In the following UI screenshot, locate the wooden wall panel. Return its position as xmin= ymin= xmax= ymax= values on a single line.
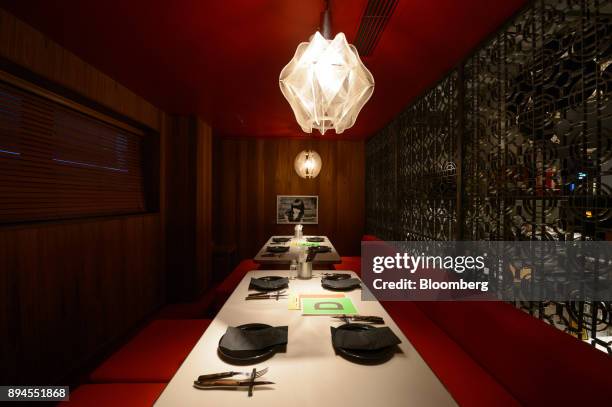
xmin=213 ymin=137 xmax=365 ymax=262
xmin=0 ymin=9 xmax=167 ymax=384
xmin=337 ymin=140 xmax=366 ymax=252
xmin=0 ymin=8 xmax=160 ymax=130
xmin=0 ymin=215 xmax=163 ymax=384
xmin=196 ymin=119 xmax=213 ymax=293
xmin=165 ymin=116 xmax=213 ymax=301
xmin=165 ymin=116 xmax=196 ymax=301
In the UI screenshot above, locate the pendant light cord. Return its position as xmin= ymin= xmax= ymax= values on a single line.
xmin=321 ymin=0 xmax=332 ymax=39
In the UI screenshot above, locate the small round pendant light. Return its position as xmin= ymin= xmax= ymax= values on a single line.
xmin=294 ymin=150 xmax=322 ymax=179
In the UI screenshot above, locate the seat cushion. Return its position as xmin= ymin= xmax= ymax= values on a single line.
xmin=334 ymin=256 xmax=362 ymax=276
xmin=416 ymin=301 xmax=612 ymax=406
xmin=361 ymin=234 xmax=382 ymax=241
xmin=89 ymin=319 xmax=211 ymax=382
xmin=213 ymin=259 xmax=258 ymax=309
xmin=60 ymin=383 xmax=166 ymax=407
xmin=156 ymin=289 xmax=216 ymax=319
xmin=382 ymin=301 xmax=520 ymax=407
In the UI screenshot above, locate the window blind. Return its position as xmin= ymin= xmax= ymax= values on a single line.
xmin=0 ymin=79 xmax=149 ymax=223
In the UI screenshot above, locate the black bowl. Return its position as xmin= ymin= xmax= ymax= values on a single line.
xmin=306 ymin=237 xmax=324 ymax=242
xmin=332 ymin=323 xmax=397 ymax=364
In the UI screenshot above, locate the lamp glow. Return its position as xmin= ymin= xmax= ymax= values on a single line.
xmin=279 ymin=32 xmax=374 ymax=135
xmin=294 ymin=150 xmax=322 ymax=179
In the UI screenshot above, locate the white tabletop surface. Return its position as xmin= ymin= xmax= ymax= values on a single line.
xmin=254 ymin=236 xmax=342 ymax=265
xmin=154 ymin=270 xmax=457 ymax=407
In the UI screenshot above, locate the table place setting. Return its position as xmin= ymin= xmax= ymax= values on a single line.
xmin=321 ymin=274 xmax=362 ymax=291
xmin=261 ymin=244 xmax=290 ymax=259
xmin=218 ymin=324 xmax=288 ymax=365
xmin=249 ymin=276 xmax=290 ymax=291
xmin=246 ymin=276 xmax=289 ymax=301
xmin=271 ymin=237 xmax=291 ymax=243
xmin=306 ymin=244 xmax=330 ymax=252
xmin=330 ymin=323 xmax=402 ymax=364
xmin=264 ymin=245 xmax=290 ymax=254
xmin=304 ymin=244 xmax=332 ymax=261
xmin=193 ymin=367 xmax=273 ymax=397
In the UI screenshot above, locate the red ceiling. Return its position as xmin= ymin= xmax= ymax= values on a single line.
xmin=0 ymin=0 xmax=526 ymax=139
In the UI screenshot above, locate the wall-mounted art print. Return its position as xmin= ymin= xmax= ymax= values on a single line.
xmin=277 ymin=195 xmax=318 ymax=224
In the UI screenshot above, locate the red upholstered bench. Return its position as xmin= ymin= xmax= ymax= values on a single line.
xmin=383 ymin=300 xmax=612 ymax=406
xmin=213 ymin=259 xmax=259 ymax=310
xmin=415 ymin=301 xmax=612 ymax=406
xmin=382 ymin=301 xmax=520 ymax=406
xmin=361 ymin=234 xmax=382 ymax=241
xmin=334 ymin=256 xmax=362 ymax=275
xmin=334 ymin=235 xmax=382 ymax=275
xmin=89 ymin=319 xmax=211 ymax=383
xmin=59 ymin=383 xmax=165 ymax=407
xmin=155 ymin=289 xmax=216 ymax=319
xmin=359 ymin=234 xmax=612 ymax=405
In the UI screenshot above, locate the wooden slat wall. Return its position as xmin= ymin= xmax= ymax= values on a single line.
xmin=196 ymin=119 xmax=213 ymax=294
xmin=213 ymin=137 xmax=365 ymax=262
xmin=165 ymin=116 xmax=213 ymax=301
xmin=0 ymin=215 xmax=163 ymax=383
xmin=0 ymin=8 xmax=160 ymax=131
xmin=0 ymin=9 xmax=169 ymax=384
xmin=165 ymin=116 xmax=196 ymax=301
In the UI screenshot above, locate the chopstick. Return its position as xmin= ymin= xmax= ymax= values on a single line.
xmin=245 ymin=293 xmax=287 ymax=300
xmin=248 ymin=368 xmax=256 ymax=397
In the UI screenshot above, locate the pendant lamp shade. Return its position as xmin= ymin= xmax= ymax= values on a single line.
xmin=279 ymin=32 xmax=374 ymax=135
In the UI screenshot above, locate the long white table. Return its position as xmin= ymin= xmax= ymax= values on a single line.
xmin=253 ymin=236 xmax=342 ymax=266
xmin=154 ymin=270 xmax=457 ymax=407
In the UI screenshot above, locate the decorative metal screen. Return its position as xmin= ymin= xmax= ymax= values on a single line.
xmin=397 ymin=72 xmax=459 ymax=241
xmin=365 ymin=125 xmax=397 ymax=239
xmin=365 ymin=0 xmax=612 ymax=353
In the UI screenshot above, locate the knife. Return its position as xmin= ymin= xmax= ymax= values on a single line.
xmin=197 ymin=370 xmax=262 ymax=381
xmin=333 ymin=315 xmax=385 ymax=324
xmin=193 ymin=379 xmax=274 ymax=388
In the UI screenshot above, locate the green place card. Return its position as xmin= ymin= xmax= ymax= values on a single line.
xmin=302 ymin=297 xmax=358 ymax=315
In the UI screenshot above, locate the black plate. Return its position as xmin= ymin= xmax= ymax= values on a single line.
xmin=258 ymin=276 xmax=285 ymax=282
xmin=332 ymin=323 xmax=396 ymax=364
xmin=323 ymin=273 xmax=351 ymax=281
xmin=266 ymin=245 xmax=289 ymax=253
xmin=309 ymin=245 xmax=331 ymax=253
xmin=249 ymin=276 xmax=289 ymax=291
xmin=272 ymin=237 xmax=291 ymax=243
xmin=322 ymin=280 xmax=361 ymax=291
xmin=218 ymin=323 xmax=280 ymax=365
xmin=306 ymin=237 xmax=324 ymax=242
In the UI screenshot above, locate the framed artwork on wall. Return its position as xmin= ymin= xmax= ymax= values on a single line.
xmin=277 ymin=195 xmax=318 ymax=224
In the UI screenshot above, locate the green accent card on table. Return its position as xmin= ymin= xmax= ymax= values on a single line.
xmin=301 ymin=297 xmax=358 ymax=315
